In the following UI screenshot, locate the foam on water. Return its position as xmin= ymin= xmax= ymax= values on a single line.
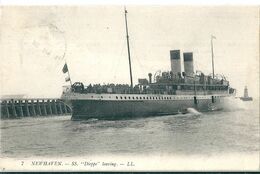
xmin=81 ymin=118 xmax=99 ymax=124
xmin=222 ymin=97 xmax=253 ymax=112
xmin=186 ymin=108 xmax=202 ymax=115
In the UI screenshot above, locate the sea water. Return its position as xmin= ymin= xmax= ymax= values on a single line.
xmin=0 ymin=98 xmax=259 ymax=159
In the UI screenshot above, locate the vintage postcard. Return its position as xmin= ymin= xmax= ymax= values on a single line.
xmin=0 ymin=3 xmax=259 ymax=172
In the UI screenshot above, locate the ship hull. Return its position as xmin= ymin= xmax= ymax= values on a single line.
xmin=71 ymin=97 xmax=226 ymax=120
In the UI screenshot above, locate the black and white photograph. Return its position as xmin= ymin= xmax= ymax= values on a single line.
xmin=0 ymin=2 xmax=259 ymax=171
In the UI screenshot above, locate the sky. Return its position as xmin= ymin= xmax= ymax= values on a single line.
xmin=0 ymin=6 xmax=259 ymax=98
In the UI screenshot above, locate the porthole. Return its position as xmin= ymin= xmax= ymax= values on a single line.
xmin=116 ymin=96 xmax=118 ymax=99
xmin=120 ymin=96 xmax=123 ymax=99
xmin=101 ymin=96 xmax=103 ymax=98
xmin=132 ymin=97 xmax=135 ymax=99
xmin=124 ymin=97 xmax=127 ymax=99
xmin=91 ymin=96 xmax=93 ymax=98
xmin=128 ymin=97 xmax=131 ymax=99
xmin=143 ymin=97 xmax=145 ymax=99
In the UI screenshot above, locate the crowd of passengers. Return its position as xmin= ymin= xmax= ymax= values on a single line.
xmin=71 ymin=82 xmax=229 ymax=95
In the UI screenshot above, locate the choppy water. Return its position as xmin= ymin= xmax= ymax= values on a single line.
xmin=1 ymin=98 xmax=259 ymax=158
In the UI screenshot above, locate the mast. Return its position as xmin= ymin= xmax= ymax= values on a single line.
xmin=124 ymin=7 xmax=133 ymax=89
xmin=211 ymin=35 xmax=216 ymax=79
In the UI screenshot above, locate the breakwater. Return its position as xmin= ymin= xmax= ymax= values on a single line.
xmin=0 ymin=98 xmax=71 ymax=119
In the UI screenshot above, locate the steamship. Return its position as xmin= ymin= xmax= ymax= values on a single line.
xmin=61 ymin=8 xmax=236 ymax=120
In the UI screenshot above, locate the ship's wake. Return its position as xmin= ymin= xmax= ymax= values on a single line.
xmin=186 ymin=108 xmax=202 ymax=115
xmin=177 ymin=107 xmax=202 ymax=116
xmin=221 ymin=97 xmax=251 ymax=112
xmin=80 ymin=118 xmax=99 ymax=124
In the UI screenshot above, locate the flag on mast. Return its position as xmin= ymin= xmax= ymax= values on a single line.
xmin=211 ymin=35 xmax=216 ymax=39
xmin=62 ymin=63 xmax=68 ymax=73
xmin=62 ymin=63 xmax=72 ymax=84
xmin=65 ymin=76 xmax=70 ymax=82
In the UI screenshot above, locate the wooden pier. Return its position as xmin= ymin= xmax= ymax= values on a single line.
xmin=0 ymin=98 xmax=72 ymax=119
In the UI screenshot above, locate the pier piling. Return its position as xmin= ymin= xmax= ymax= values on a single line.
xmin=5 ymin=102 xmax=10 ymax=119
xmin=52 ymin=100 xmax=58 ymax=115
xmin=37 ymin=100 xmax=42 ymax=116
xmin=31 ymin=100 xmax=36 ymax=116
xmin=1 ymin=98 xmax=71 ymax=119
xmin=42 ymin=100 xmax=47 ymax=116
xmin=19 ymin=100 xmax=24 ymax=117
xmin=47 ymin=100 xmax=53 ymax=115
xmin=58 ymin=102 xmax=63 ymax=115
xmin=25 ymin=100 xmax=30 ymax=117
xmin=63 ymin=103 xmax=68 ymax=114
xmin=11 ymin=99 xmax=17 ymax=118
